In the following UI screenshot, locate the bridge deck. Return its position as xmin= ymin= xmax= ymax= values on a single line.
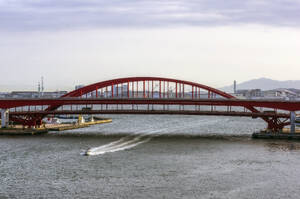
xmin=8 ymin=110 xmax=290 ymax=118
xmin=1 ymin=98 xmax=300 ymax=111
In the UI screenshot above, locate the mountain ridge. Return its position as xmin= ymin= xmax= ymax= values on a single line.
xmin=220 ymin=78 xmax=300 ymax=93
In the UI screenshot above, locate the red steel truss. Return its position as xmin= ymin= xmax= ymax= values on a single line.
xmin=1 ymin=77 xmax=298 ymax=131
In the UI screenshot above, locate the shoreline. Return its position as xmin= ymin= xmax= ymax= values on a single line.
xmin=252 ymin=128 xmax=300 ymax=140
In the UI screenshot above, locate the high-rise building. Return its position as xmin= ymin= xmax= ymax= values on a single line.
xmin=234 ymin=80 xmax=237 ymax=94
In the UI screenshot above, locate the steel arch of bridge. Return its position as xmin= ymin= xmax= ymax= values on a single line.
xmin=63 ymin=77 xmax=235 ymax=99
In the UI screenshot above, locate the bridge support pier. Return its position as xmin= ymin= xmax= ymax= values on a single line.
xmin=290 ymin=111 xmax=296 ymax=134
xmin=1 ymin=109 xmax=9 ymax=128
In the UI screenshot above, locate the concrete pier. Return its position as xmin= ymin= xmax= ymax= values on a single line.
xmin=1 ymin=109 xmax=9 ymax=128
xmin=290 ymin=111 xmax=296 ymax=134
xmin=252 ymin=130 xmax=300 ymax=139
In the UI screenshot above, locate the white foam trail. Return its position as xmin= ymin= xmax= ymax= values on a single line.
xmin=87 ymin=137 xmax=128 ymax=152
xmin=88 ymin=136 xmax=140 ymax=153
xmin=86 ymin=136 xmax=151 ymax=156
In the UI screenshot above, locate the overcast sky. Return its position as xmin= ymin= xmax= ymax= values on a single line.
xmin=0 ymin=0 xmax=300 ymax=91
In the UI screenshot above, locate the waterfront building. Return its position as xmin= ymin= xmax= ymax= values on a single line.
xmin=263 ymin=89 xmax=297 ymax=100
xmin=236 ymin=89 xmax=263 ymax=99
xmin=0 ymin=92 xmax=9 ymax=98
xmin=4 ymin=91 xmax=67 ymax=99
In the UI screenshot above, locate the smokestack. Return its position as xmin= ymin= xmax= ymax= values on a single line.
xmin=38 ymin=81 xmax=41 ymax=98
xmin=234 ymin=80 xmax=237 ymax=94
xmin=41 ymin=76 xmax=44 ymax=96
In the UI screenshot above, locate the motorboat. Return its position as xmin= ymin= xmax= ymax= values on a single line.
xmin=80 ymin=148 xmax=91 ymax=156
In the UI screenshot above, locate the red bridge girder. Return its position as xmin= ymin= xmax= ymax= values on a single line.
xmin=1 ymin=98 xmax=300 ymax=111
xmin=2 ymin=98 xmax=297 ymax=131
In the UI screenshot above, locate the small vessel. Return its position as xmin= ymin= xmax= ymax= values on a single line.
xmin=80 ymin=149 xmax=90 ymax=156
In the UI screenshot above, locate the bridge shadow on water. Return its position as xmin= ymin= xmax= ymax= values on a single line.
xmin=47 ymin=131 xmax=252 ymax=140
xmin=265 ymin=141 xmax=300 ymax=152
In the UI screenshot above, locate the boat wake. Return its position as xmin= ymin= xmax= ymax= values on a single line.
xmin=81 ymin=127 xmax=175 ymax=156
xmin=81 ymin=135 xmax=152 ymax=156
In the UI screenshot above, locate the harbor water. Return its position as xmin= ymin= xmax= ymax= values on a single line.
xmin=1 ymin=115 xmax=300 ymax=198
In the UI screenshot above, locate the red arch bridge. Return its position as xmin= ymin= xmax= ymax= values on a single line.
xmin=1 ymin=77 xmax=300 ymax=133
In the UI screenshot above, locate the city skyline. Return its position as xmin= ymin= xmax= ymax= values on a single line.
xmin=2 ymin=76 xmax=300 ymax=93
xmin=1 ymin=0 xmax=300 ymax=91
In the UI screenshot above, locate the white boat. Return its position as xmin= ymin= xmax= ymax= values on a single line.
xmin=42 ymin=117 xmax=61 ymax=124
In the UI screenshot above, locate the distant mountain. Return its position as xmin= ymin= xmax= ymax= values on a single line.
xmin=220 ymin=78 xmax=300 ymax=93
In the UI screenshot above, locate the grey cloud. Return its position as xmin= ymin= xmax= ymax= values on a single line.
xmin=0 ymin=0 xmax=300 ymax=31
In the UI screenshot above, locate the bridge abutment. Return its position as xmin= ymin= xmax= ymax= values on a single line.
xmin=1 ymin=109 xmax=9 ymax=128
xmin=290 ymin=111 xmax=296 ymax=134
xmin=252 ymin=111 xmax=300 ymax=139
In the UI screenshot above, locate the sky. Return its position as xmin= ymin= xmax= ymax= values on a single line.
xmin=0 ymin=0 xmax=300 ymax=91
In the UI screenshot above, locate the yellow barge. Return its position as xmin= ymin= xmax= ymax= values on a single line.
xmin=47 ymin=119 xmax=112 ymax=131
xmin=0 ymin=117 xmax=112 ymax=135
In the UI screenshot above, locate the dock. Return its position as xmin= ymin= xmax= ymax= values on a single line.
xmin=46 ymin=119 xmax=112 ymax=131
xmin=252 ymin=128 xmax=300 ymax=140
xmin=0 ymin=118 xmax=112 ymax=135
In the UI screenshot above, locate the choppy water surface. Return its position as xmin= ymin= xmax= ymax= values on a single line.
xmin=1 ymin=115 xmax=300 ymax=198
